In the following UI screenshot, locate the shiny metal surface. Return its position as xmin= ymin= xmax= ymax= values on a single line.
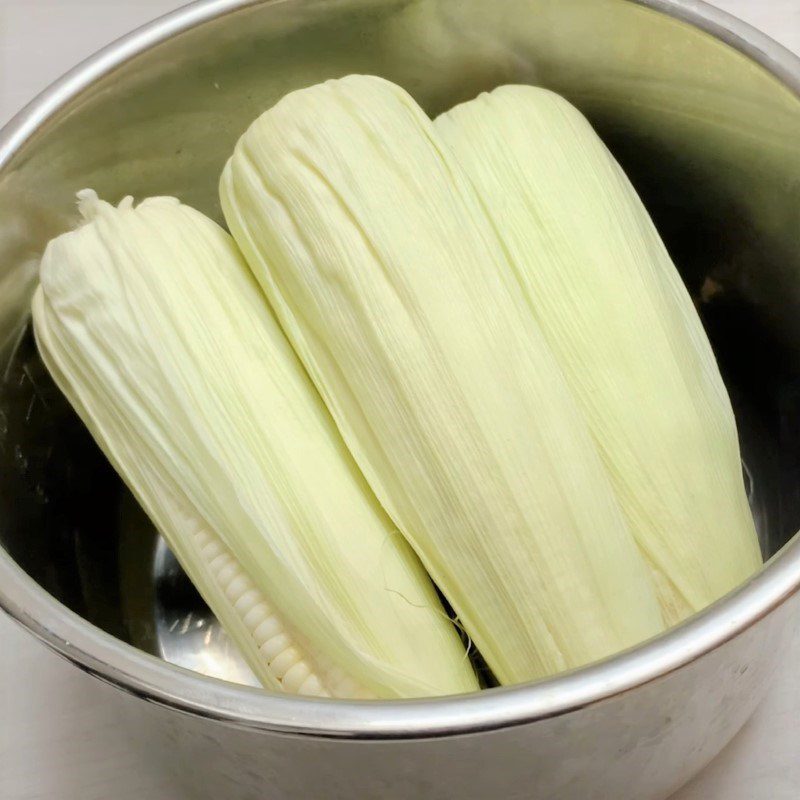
xmin=151 ymin=535 xmax=259 ymax=687
xmin=0 ymin=0 xmax=799 ymax=798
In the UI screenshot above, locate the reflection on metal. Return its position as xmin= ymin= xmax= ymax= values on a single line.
xmin=152 ymin=535 xmax=259 ymax=686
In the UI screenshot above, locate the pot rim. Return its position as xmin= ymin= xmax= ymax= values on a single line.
xmin=1 ymin=0 xmax=799 ymax=740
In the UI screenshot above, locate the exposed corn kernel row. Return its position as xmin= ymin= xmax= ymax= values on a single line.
xmin=194 ymin=527 xmax=374 ymax=698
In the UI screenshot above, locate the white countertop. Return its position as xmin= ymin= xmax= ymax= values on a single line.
xmin=1 ymin=1 xmax=799 ymax=798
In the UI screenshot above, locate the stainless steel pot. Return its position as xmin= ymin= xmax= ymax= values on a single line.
xmin=1 ymin=1 xmax=799 ymax=798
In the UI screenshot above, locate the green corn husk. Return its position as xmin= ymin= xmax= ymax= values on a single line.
xmin=32 ymin=190 xmax=477 ymax=699
xmin=435 ymin=86 xmax=762 ymax=622
xmin=221 ymin=74 xmax=665 ymax=684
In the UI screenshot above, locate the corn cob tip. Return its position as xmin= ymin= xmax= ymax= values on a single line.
xmin=75 ymin=189 xmax=181 ymax=224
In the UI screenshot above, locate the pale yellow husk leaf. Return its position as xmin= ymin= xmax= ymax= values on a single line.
xmin=435 ymin=86 xmax=762 ymax=623
xmin=32 ymin=191 xmax=477 ymax=699
xmin=220 ymin=75 xmax=665 ymax=684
